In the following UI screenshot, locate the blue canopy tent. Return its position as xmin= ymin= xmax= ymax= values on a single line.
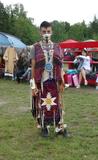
xmin=0 ymin=32 xmax=26 ymax=48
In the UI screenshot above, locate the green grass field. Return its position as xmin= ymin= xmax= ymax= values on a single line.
xmin=0 ymin=79 xmax=98 ymax=160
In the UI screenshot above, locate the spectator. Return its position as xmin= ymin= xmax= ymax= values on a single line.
xmin=16 ymin=52 xmax=28 ymax=83
xmin=20 ymin=59 xmax=31 ymax=81
xmin=74 ymin=48 xmax=91 ymax=88
xmin=92 ymin=52 xmax=98 ymax=73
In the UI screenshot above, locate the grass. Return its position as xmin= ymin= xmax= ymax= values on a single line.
xmin=0 ymin=79 xmax=98 ymax=160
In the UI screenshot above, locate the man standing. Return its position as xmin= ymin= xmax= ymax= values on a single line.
xmin=30 ymin=21 xmax=66 ymax=137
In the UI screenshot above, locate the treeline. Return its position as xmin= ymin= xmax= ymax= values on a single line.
xmin=0 ymin=1 xmax=98 ymax=45
xmin=0 ymin=1 xmax=40 ymax=44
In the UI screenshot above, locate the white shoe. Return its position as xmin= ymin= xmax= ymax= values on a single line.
xmin=65 ymin=84 xmax=69 ymax=88
xmin=84 ymin=80 xmax=88 ymax=85
xmin=76 ymin=85 xmax=80 ymax=88
xmin=37 ymin=124 xmax=41 ymax=129
xmin=55 ymin=124 xmax=67 ymax=133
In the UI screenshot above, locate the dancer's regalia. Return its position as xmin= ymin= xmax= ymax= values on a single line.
xmin=31 ymin=41 xmax=67 ymax=137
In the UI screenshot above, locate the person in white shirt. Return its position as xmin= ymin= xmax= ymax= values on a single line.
xmin=75 ymin=48 xmax=91 ymax=88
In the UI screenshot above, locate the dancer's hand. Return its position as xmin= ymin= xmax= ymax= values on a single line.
xmin=30 ymin=79 xmax=38 ymax=96
xmin=32 ymin=88 xmax=38 ymax=96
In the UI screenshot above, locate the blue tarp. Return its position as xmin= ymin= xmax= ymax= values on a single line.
xmin=0 ymin=32 xmax=26 ymax=48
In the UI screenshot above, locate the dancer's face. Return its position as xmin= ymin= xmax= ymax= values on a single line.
xmin=40 ymin=27 xmax=52 ymax=42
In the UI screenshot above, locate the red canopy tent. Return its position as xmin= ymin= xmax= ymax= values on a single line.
xmin=60 ymin=39 xmax=79 ymax=43
xmin=60 ymin=39 xmax=98 ymax=86
xmin=60 ymin=39 xmax=98 ymax=60
xmin=59 ymin=39 xmax=98 ymax=49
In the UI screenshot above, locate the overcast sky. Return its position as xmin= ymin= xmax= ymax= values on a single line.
xmin=1 ymin=0 xmax=98 ymax=26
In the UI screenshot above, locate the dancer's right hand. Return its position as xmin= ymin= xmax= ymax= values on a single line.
xmin=32 ymin=88 xmax=38 ymax=96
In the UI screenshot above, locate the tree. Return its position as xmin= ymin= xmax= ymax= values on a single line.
xmin=0 ymin=1 xmax=9 ymax=32
xmin=52 ymin=20 xmax=67 ymax=42
xmin=0 ymin=1 xmax=98 ymax=44
xmin=67 ymin=21 xmax=89 ymax=41
xmin=14 ymin=17 xmax=40 ymax=44
xmin=5 ymin=3 xmax=40 ymax=44
xmin=89 ymin=15 xmax=98 ymax=40
xmin=65 ymin=21 xmax=70 ymax=32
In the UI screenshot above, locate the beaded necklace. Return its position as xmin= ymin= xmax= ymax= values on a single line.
xmin=40 ymin=41 xmax=54 ymax=79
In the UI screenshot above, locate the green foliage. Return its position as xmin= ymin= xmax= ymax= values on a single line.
xmin=0 ymin=1 xmax=9 ymax=32
xmin=67 ymin=21 xmax=89 ymax=41
xmin=89 ymin=15 xmax=98 ymax=40
xmin=0 ymin=1 xmax=98 ymax=44
xmin=52 ymin=20 xmax=67 ymax=42
xmin=5 ymin=3 xmax=40 ymax=44
xmin=13 ymin=17 xmax=40 ymax=44
xmin=0 ymin=2 xmax=40 ymax=45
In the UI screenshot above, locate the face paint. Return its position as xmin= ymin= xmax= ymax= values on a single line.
xmin=42 ymin=33 xmax=51 ymax=43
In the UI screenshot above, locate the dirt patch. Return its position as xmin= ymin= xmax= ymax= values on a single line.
xmin=0 ymin=100 xmax=7 ymax=107
xmin=7 ymin=106 xmax=30 ymax=116
xmin=18 ymin=106 xmax=30 ymax=113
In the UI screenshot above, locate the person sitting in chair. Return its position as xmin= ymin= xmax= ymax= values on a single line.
xmin=74 ymin=48 xmax=91 ymax=88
